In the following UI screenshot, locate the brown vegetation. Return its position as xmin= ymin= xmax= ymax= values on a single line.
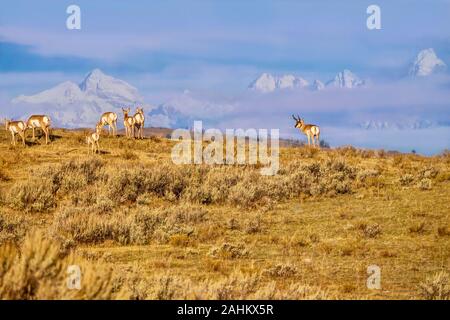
xmin=0 ymin=128 xmax=449 ymax=299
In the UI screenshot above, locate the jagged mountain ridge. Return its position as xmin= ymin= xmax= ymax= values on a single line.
xmin=249 ymin=69 xmax=365 ymax=93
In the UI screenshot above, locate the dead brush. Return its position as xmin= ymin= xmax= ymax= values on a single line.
xmin=409 ymin=222 xmax=426 ymax=234
xmin=244 ymin=214 xmax=263 ymax=234
xmin=6 ymin=177 xmax=56 ymax=212
xmin=0 ymin=231 xmax=125 ymax=299
xmin=418 ymin=271 xmax=450 ymax=300
xmin=399 ymin=174 xmax=415 ymax=186
xmin=263 ymin=263 xmax=298 ymax=278
xmin=208 ymin=242 xmax=249 ymax=259
xmin=360 ymin=223 xmax=382 ymax=239
xmin=417 ymin=178 xmax=432 ymax=190
xmin=418 ymin=167 xmax=439 ymax=179
xmin=0 ymin=214 xmax=28 ymax=245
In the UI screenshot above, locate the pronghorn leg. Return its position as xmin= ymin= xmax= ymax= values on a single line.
xmin=307 ymin=135 xmax=311 ymax=147
xmin=96 ymin=141 xmax=100 ymax=154
xmin=45 ymin=127 xmax=49 ymax=144
xmin=19 ymin=131 xmax=25 ymax=146
xmin=10 ymin=132 xmax=15 ymax=145
xmin=108 ymin=125 xmax=111 ymax=136
xmin=32 ymin=127 xmax=35 ymax=140
xmin=316 ymin=134 xmax=320 ymax=148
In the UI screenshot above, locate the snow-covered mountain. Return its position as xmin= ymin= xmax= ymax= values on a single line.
xmin=409 ymin=48 xmax=446 ymax=77
xmin=249 ymin=69 xmax=365 ymax=93
xmin=360 ymin=119 xmax=436 ymax=130
xmin=249 ymin=73 xmax=310 ymax=92
xmin=312 ymin=80 xmax=325 ymax=91
xmin=276 ymin=74 xmax=309 ymax=89
xmin=326 ymin=69 xmax=365 ymax=88
xmin=12 ymin=69 xmax=151 ymax=127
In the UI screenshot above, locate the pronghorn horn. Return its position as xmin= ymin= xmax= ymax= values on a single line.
xmin=297 ymin=114 xmax=301 ymax=121
xmin=292 ymin=114 xmax=298 ymax=121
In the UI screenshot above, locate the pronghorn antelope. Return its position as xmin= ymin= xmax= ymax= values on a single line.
xmin=133 ymin=107 xmax=145 ymax=139
xmin=122 ymin=108 xmax=135 ymax=139
xmin=99 ymin=112 xmax=118 ymax=136
xmin=86 ymin=122 xmax=102 ymax=154
xmin=4 ymin=119 xmax=27 ymax=146
xmin=26 ymin=115 xmax=51 ymax=144
xmin=292 ymin=115 xmax=321 ymax=148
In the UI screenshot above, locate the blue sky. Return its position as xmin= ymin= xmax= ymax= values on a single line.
xmin=0 ymin=0 xmax=449 ymax=153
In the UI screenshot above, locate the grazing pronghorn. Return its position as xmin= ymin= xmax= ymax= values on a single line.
xmin=4 ymin=119 xmax=27 ymax=146
xmin=99 ymin=112 xmax=118 ymax=136
xmin=292 ymin=115 xmax=321 ymax=148
xmin=133 ymin=107 xmax=145 ymax=139
xmin=122 ymin=108 xmax=135 ymax=139
xmin=86 ymin=122 xmax=102 ymax=154
xmin=26 ymin=115 xmax=51 ymax=144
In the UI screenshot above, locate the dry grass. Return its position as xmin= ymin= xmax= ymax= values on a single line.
xmin=0 ymin=128 xmax=449 ymax=300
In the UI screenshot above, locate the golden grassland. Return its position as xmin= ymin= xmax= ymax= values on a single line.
xmin=0 ymin=128 xmax=449 ymax=300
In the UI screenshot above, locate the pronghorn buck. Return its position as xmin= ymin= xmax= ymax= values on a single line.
xmin=99 ymin=112 xmax=118 ymax=136
xmin=133 ymin=107 xmax=145 ymax=139
xmin=26 ymin=115 xmax=51 ymax=145
xmin=4 ymin=119 xmax=27 ymax=146
xmin=292 ymin=115 xmax=321 ymax=148
xmin=86 ymin=122 xmax=102 ymax=154
xmin=122 ymin=108 xmax=135 ymax=139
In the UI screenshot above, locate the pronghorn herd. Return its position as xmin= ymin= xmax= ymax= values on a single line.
xmin=3 ymin=108 xmax=146 ymax=153
xmin=4 ymin=110 xmax=321 ymax=151
xmin=4 ymin=115 xmax=51 ymax=146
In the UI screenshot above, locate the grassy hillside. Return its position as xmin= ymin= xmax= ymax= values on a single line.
xmin=0 ymin=128 xmax=449 ymax=299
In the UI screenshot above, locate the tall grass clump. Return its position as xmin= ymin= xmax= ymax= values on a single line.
xmin=0 ymin=231 xmax=124 ymax=299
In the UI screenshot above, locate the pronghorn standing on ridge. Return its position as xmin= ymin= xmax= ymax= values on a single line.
xmin=4 ymin=119 xmax=27 ymax=146
xmin=86 ymin=122 xmax=102 ymax=154
xmin=292 ymin=114 xmax=321 ymax=148
xmin=122 ymin=108 xmax=135 ymax=139
xmin=26 ymin=115 xmax=51 ymax=144
xmin=98 ymin=112 xmax=118 ymax=136
xmin=133 ymin=107 xmax=145 ymax=139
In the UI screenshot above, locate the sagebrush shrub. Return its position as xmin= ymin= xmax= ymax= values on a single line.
xmin=0 ymin=231 xmax=124 ymax=299
xmin=419 ymin=272 xmax=450 ymax=300
xmin=7 ymin=178 xmax=55 ymax=212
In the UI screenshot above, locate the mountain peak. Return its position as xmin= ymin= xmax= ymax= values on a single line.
xmin=312 ymin=79 xmax=325 ymax=91
xmin=12 ymin=69 xmax=146 ymax=127
xmin=409 ymin=48 xmax=446 ymax=77
xmin=78 ymin=69 xmax=141 ymax=103
xmin=79 ymin=69 xmax=110 ymax=91
xmin=327 ymin=69 xmax=364 ymax=88
xmin=249 ymin=73 xmax=277 ymax=93
xmin=249 ymin=73 xmax=309 ymax=92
